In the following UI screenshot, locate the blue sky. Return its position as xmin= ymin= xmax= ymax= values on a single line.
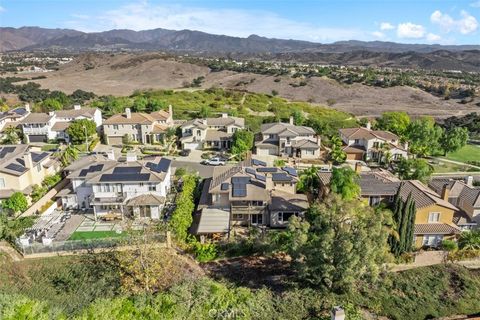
xmin=0 ymin=0 xmax=479 ymax=44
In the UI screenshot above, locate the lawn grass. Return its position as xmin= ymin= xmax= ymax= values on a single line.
xmin=443 ymin=144 xmax=480 ymax=163
xmin=68 ymin=230 xmax=125 ymax=241
xmin=41 ymin=144 xmax=59 ymax=151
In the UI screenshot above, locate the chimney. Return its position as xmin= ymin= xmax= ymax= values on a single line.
xmin=48 ymin=111 xmax=55 ymax=116
xmin=73 ymin=104 xmax=81 ymax=110
xmin=404 ymin=141 xmax=409 ymax=151
xmin=466 ymin=176 xmax=474 ymax=187
xmin=331 ymin=306 xmax=345 ymax=320
xmin=316 ymin=135 xmax=322 ymax=147
xmin=126 ymin=152 xmax=137 ymax=162
xmin=221 ymin=113 xmax=228 ymax=118
xmin=106 ymin=150 xmax=115 ymax=161
xmin=441 ymin=183 xmax=451 ymax=201
xmin=289 ymin=116 xmax=294 ymax=125
xmin=202 ymin=119 xmax=207 ymax=125
xmin=125 ymin=108 xmax=131 ymax=119
xmin=23 ymin=152 xmax=33 ymax=170
xmin=355 ymin=162 xmax=362 ymax=173
xmin=24 ymin=103 xmax=30 ymax=112
xmin=265 ymin=173 xmax=274 ymax=190
xmin=168 ymin=104 xmax=173 ymax=117
xmin=366 ymin=121 xmax=371 ymax=130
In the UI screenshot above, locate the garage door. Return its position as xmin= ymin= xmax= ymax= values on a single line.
xmin=256 ymin=147 xmax=278 ymax=156
xmin=108 ymin=136 xmax=123 ymax=146
xmin=184 ymin=142 xmax=200 ymax=150
xmin=28 ymin=135 xmax=47 ymax=143
xmin=346 ymin=153 xmax=363 ymax=160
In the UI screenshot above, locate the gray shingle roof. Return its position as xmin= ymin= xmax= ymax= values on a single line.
xmin=398 ymin=180 xmax=458 ymax=211
xmin=261 ymin=122 xmax=315 ymax=136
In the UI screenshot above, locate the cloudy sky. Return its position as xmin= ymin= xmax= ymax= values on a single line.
xmin=1 ymin=0 xmax=479 ymax=44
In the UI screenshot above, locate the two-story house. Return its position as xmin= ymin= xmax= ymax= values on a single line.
xmin=193 ymin=157 xmax=308 ymax=236
xmin=0 ymin=104 xmax=30 ymax=133
xmin=59 ymin=154 xmax=172 ymax=221
xmin=0 ymin=145 xmax=59 ymax=203
xmin=429 ymin=176 xmax=480 ymax=230
xmin=339 ymin=123 xmax=408 ymax=161
xmin=255 ymin=117 xmax=321 ymax=159
xmin=180 ymin=113 xmax=245 ymax=150
xmin=20 ymin=105 xmax=102 ymax=143
xmin=103 ymin=106 xmax=174 ymax=145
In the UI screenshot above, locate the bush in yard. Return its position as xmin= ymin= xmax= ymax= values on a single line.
xmin=191 ymin=241 xmax=218 ymax=262
xmin=66 ymin=119 xmax=97 ymax=145
xmin=2 ymin=192 xmax=28 ymax=215
xmin=169 ymin=175 xmax=198 ymax=242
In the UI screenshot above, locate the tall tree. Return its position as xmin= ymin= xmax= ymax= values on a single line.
xmin=231 ymin=130 xmax=254 ymax=160
xmin=406 ymin=117 xmax=444 ymax=156
xmin=286 ymin=194 xmax=391 ymax=293
xmin=297 ymin=166 xmax=320 ymax=200
xmin=66 ymin=119 xmax=97 ymax=145
xmin=396 ymin=158 xmax=433 ymax=183
xmin=389 ymin=188 xmax=416 ymax=257
xmin=329 ymin=167 xmax=360 ymax=201
xmin=376 ymin=111 xmax=411 ymax=137
xmin=329 ymin=135 xmax=347 ymax=164
xmin=440 ymin=127 xmax=469 ymax=156
xmin=60 ymin=145 xmax=79 ymax=166
xmin=1 ymin=126 xmax=21 ymax=144
xmin=2 ymin=192 xmax=28 ymax=216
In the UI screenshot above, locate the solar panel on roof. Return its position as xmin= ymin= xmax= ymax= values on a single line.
xmin=31 ymin=152 xmax=49 ymax=163
xmin=157 ymin=158 xmax=171 ymax=172
xmin=255 ymin=174 xmax=266 ymax=182
xmin=231 ymin=176 xmax=250 ymax=184
xmin=272 ymin=172 xmax=293 ymax=182
xmin=245 ymin=168 xmax=256 ymax=175
xmin=221 ymin=183 xmax=229 ymax=191
xmin=282 ymin=167 xmax=298 ymax=177
xmin=100 ymin=173 xmax=150 ymax=182
xmin=256 ymin=167 xmax=277 ymax=173
xmin=5 ymin=163 xmax=26 ymax=173
xmin=113 ymin=167 xmax=142 ymax=174
xmin=252 ymin=159 xmax=266 ymax=167
xmin=232 ymin=183 xmax=247 ymax=197
xmin=0 ymin=147 xmax=15 ymax=159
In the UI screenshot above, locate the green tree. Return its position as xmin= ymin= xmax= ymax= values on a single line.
xmin=2 ymin=192 xmax=28 ymax=215
xmin=60 ymin=145 xmax=79 ymax=166
xmin=41 ymin=98 xmax=62 ymax=112
xmin=66 ymin=119 xmax=96 ymax=145
xmin=199 ymin=105 xmax=210 ymax=118
xmin=169 ymin=175 xmax=197 ymax=242
xmin=292 ymin=110 xmax=304 ymax=125
xmin=389 ymin=189 xmax=416 ymax=256
xmin=297 ymin=166 xmax=320 ymax=200
xmin=458 ymin=230 xmax=480 ymax=250
xmin=329 ymin=135 xmax=347 ymax=164
xmin=231 ymin=130 xmax=254 ymax=160
xmin=286 ymin=194 xmax=391 ymax=293
xmin=376 ymin=111 xmax=411 ymax=137
xmin=1 ymin=126 xmax=21 ymax=144
xmin=440 ymin=127 xmax=469 ymax=155
xmin=396 ymin=158 xmax=433 ymax=183
xmin=406 ymin=117 xmax=444 ymax=156
xmin=132 ymin=96 xmax=148 ymax=112
xmin=330 ymin=167 xmax=360 ymax=201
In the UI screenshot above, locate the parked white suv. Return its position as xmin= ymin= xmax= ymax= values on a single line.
xmin=202 ymin=157 xmax=226 ymax=166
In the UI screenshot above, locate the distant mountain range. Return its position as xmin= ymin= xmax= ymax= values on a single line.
xmin=1 ymin=26 xmax=480 ymax=54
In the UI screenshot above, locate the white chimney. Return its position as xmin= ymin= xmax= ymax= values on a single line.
xmin=125 ymin=108 xmax=132 ymax=119
xmin=366 ymin=121 xmax=371 ymax=130
xmin=106 ymin=150 xmax=115 ymax=161
xmin=73 ymin=104 xmax=81 ymax=110
xmin=404 ymin=141 xmax=409 ymax=151
xmin=466 ymin=176 xmax=474 ymax=187
xmin=23 ymin=152 xmax=33 ymax=169
xmin=168 ymin=104 xmax=173 ymax=116
xmin=48 ymin=111 xmax=55 ymax=116
xmin=221 ymin=113 xmax=228 ymax=118
xmin=24 ymin=103 xmax=30 ymax=112
xmin=289 ymin=116 xmax=294 ymax=125
xmin=202 ymin=119 xmax=208 ymax=125
xmin=126 ymin=152 xmax=137 ymax=162
xmin=265 ymin=173 xmax=274 ymax=190
xmin=316 ymin=135 xmax=321 ymax=147
xmin=331 ymin=306 xmax=345 ymax=320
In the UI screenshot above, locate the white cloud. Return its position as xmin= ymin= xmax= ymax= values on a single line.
xmin=65 ymin=1 xmax=366 ymax=43
xmin=371 ymin=31 xmax=386 ymax=39
xmin=397 ymin=22 xmax=426 ymax=38
xmin=470 ymin=1 xmax=480 ymax=8
xmin=430 ymin=10 xmax=478 ymax=34
xmin=380 ymin=22 xmax=395 ymax=30
xmin=426 ymin=33 xmax=442 ymax=42
xmin=0 ymin=6 xmax=5 ymax=13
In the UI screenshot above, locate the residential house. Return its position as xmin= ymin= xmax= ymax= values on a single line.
xmin=194 ymin=158 xmax=308 ymax=235
xmin=0 ymin=145 xmax=59 ymax=201
xmin=338 ymin=123 xmax=408 ymax=161
xmin=0 ymin=104 xmax=30 ymax=133
xmin=20 ymin=105 xmax=102 ymax=143
xmin=255 ymin=117 xmax=321 ymax=159
xmin=180 ymin=113 xmax=244 ymax=150
xmin=429 ymin=176 xmax=480 ymax=230
xmin=58 ymin=153 xmax=172 ymax=221
xmin=103 ymin=106 xmax=174 ymax=145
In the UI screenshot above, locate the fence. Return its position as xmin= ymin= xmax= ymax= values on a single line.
xmin=16 ymin=233 xmax=169 ymax=257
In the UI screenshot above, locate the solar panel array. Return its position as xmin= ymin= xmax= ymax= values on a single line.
xmin=79 ymin=164 xmax=104 ymax=177
xmin=231 ymin=176 xmax=250 ymax=184
xmin=31 ymin=152 xmax=49 ymax=163
xmin=282 ymin=167 xmax=298 ymax=177
xmin=113 ymin=167 xmax=142 ymax=174
xmin=5 ymin=163 xmax=27 ymax=173
xmin=272 ymin=172 xmax=293 ymax=182
xmin=252 ymin=159 xmax=267 ymax=167
xmin=232 ymin=183 xmax=247 ymax=197
xmin=146 ymin=158 xmax=172 ymax=173
xmin=255 ymin=174 xmax=266 ymax=182
xmin=100 ymin=173 xmax=150 ymax=182
xmin=245 ymin=168 xmax=256 ymax=175
xmin=257 ymin=167 xmax=277 ymax=173
xmin=0 ymin=146 xmax=16 ymax=159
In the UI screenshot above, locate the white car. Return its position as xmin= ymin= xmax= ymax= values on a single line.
xmin=203 ymin=157 xmax=226 ymax=166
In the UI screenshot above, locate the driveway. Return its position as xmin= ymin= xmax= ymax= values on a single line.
xmin=172 ymin=160 xmax=229 ymax=178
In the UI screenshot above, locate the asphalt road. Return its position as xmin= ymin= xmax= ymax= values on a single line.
xmin=172 ymin=160 xmax=217 ymax=178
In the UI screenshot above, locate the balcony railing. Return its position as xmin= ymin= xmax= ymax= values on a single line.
xmin=231 ymin=205 xmax=266 ymax=215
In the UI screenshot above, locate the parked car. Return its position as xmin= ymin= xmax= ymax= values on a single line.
xmin=202 ymin=157 xmax=226 ymax=166
xmin=179 ymin=149 xmax=191 ymax=156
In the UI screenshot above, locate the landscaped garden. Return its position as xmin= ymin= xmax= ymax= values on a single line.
xmin=442 ymin=144 xmax=480 ymax=164
xmin=68 ymin=230 xmax=125 ymax=241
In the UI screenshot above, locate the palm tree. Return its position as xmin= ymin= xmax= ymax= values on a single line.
xmin=2 ymin=126 xmax=21 ymax=144
xmin=60 ymin=144 xmax=79 ymax=166
xmin=458 ymin=230 xmax=480 ymax=250
xmin=297 ymin=166 xmax=320 ymax=201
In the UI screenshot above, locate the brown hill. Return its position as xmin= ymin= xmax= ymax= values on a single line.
xmin=19 ymin=53 xmax=478 ymax=118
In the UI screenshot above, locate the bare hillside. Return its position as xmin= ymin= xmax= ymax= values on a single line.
xmin=22 ymin=53 xmax=477 ymax=117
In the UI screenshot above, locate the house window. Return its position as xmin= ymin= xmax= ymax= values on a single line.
xmin=278 ymin=212 xmax=298 ymax=223
xmin=113 ymin=125 xmax=119 ymax=130
xmin=422 ymin=235 xmax=443 ymax=246
xmin=373 ymin=142 xmax=379 ymax=148
xmin=139 ymin=183 xmax=144 ymax=187
xmin=251 ymin=201 xmax=263 ymax=206
xmin=428 ymin=212 xmax=440 ymax=223
xmin=369 ymin=196 xmax=381 ymax=206
xmin=269 ymin=134 xmax=275 ymax=139
xmin=354 ymin=139 xmax=360 ymax=144
xmin=232 ymin=214 xmax=244 ymax=220
xmin=286 ymin=137 xmax=290 ymax=143
xmin=149 ymin=185 xmax=156 ymax=191
xmin=305 ymin=149 xmax=314 ymax=155
xmin=388 ymin=195 xmax=395 ymax=202
xmin=0 ymin=178 xmax=5 ymax=189
xmin=197 ymin=130 xmax=201 ymax=136
xmin=36 ymin=164 xmax=41 ymax=172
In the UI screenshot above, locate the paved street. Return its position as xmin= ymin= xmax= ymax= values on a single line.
xmin=172 ymin=160 xmax=229 ymax=178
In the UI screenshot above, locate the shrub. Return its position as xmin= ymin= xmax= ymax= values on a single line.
xmin=191 ymin=241 xmax=218 ymax=262
xmin=441 ymin=239 xmax=458 ymax=251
